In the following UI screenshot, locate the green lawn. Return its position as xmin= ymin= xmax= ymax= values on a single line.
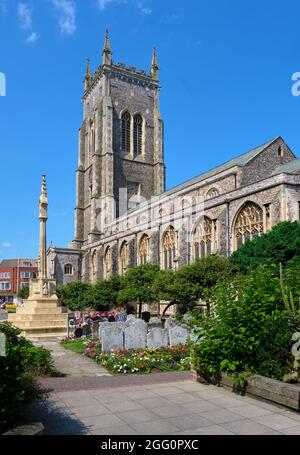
xmin=60 ymin=338 xmax=86 ymax=354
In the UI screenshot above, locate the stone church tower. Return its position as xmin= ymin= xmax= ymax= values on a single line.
xmin=74 ymin=31 xmax=165 ymax=247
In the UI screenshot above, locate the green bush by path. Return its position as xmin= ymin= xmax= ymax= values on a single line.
xmin=191 ymin=264 xmax=300 ymax=383
xmin=0 ymin=322 xmax=57 ymax=433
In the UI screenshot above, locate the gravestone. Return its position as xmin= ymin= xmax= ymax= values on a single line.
xmin=147 ymin=327 xmax=169 ymax=349
xmin=98 ymin=321 xmax=110 ymax=340
xmin=101 ymin=323 xmax=125 ymax=352
xmin=169 ymin=326 xmax=189 ymax=346
xmin=0 ymin=310 xmax=8 ymax=321
xmin=147 ymin=318 xmax=163 ymax=330
xmin=164 ymin=317 xmax=179 ymax=330
xmin=124 ymin=319 xmax=147 ymax=350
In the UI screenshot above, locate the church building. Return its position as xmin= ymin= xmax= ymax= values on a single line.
xmin=47 ymin=31 xmax=300 ymax=285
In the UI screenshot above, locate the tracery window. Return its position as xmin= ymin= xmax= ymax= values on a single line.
xmin=234 ymin=203 xmax=263 ymax=250
xmin=119 ymin=242 xmax=128 ymax=275
xmin=138 ymin=235 xmax=149 ymax=265
xmin=104 ymin=246 xmax=112 ymax=278
xmin=162 ymin=227 xmax=177 ymax=270
xmin=121 ymin=111 xmax=131 ymax=154
xmin=133 ymin=114 xmax=143 ymax=157
xmin=193 ymin=217 xmax=213 ymax=260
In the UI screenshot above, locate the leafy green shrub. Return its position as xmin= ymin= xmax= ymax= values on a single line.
xmin=0 ymin=322 xmax=55 ymax=433
xmin=191 ymin=264 xmax=300 ymax=382
xmin=230 ymin=221 xmax=300 ymax=272
xmin=56 ymin=281 xmax=95 ymax=311
xmin=93 ymin=275 xmax=124 ymax=311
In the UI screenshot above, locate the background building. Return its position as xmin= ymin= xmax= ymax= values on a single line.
xmin=0 ymin=259 xmax=38 ymax=302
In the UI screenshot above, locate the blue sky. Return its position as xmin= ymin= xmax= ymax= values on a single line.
xmin=0 ymin=0 xmax=300 ymax=260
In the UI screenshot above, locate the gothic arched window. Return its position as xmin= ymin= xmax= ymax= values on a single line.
xmin=64 ymin=264 xmax=73 ymax=275
xmin=119 ymin=241 xmax=128 ymax=275
xmin=234 ymin=202 xmax=263 ymax=250
xmin=139 ymin=235 xmax=149 ymax=265
xmin=162 ymin=227 xmax=177 ymax=270
xmin=193 ymin=217 xmax=213 ymax=260
xmin=121 ymin=111 xmax=131 ymax=154
xmin=206 ymin=187 xmax=219 ymax=200
xmin=133 ymin=114 xmax=143 ymax=157
xmin=104 ymin=246 xmax=112 ymax=278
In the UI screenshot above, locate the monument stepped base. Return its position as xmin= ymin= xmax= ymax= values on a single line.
xmin=9 ymin=297 xmax=68 ymax=338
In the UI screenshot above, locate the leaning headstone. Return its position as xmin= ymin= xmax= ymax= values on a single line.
xmin=164 ymin=317 xmax=179 ymax=330
xmin=124 ymin=319 xmax=147 ymax=350
xmin=0 ymin=310 xmax=8 ymax=321
xmin=147 ymin=328 xmax=169 ymax=349
xmin=169 ymin=326 xmax=189 ymax=346
xmin=101 ymin=324 xmax=125 ymax=352
xmin=147 ymin=317 xmax=163 ymax=330
xmin=98 ymin=321 xmax=110 ymax=340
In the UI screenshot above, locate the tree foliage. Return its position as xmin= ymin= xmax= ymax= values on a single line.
xmin=117 ymin=264 xmax=160 ymax=317
xmin=56 ymin=282 xmax=94 ymax=311
xmin=230 ymin=221 xmax=300 ymax=272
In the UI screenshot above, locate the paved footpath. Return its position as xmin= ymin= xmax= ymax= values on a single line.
xmin=26 ymin=339 xmax=300 ymax=435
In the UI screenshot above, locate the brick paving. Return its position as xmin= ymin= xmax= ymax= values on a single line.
xmin=27 ymin=338 xmax=300 ymax=435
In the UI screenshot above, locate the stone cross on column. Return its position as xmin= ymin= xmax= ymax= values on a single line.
xmin=38 ymin=175 xmax=48 ymax=279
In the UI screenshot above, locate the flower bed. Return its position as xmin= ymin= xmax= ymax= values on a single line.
xmin=97 ymin=345 xmax=191 ymax=374
xmin=61 ymin=338 xmax=191 ymax=374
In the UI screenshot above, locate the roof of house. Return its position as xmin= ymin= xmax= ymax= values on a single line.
xmin=0 ymin=259 xmax=38 ymax=269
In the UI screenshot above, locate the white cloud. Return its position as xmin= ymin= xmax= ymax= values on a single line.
xmin=97 ymin=0 xmax=115 ymax=10
xmin=1 ymin=242 xmax=12 ymax=248
xmin=17 ymin=2 xmax=32 ymax=30
xmin=140 ymin=7 xmax=152 ymax=15
xmin=26 ymin=31 xmax=38 ymax=43
xmin=97 ymin=0 xmax=152 ymax=15
xmin=52 ymin=0 xmax=76 ymax=36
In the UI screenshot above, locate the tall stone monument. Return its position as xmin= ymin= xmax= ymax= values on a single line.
xmin=9 ymin=176 xmax=67 ymax=337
